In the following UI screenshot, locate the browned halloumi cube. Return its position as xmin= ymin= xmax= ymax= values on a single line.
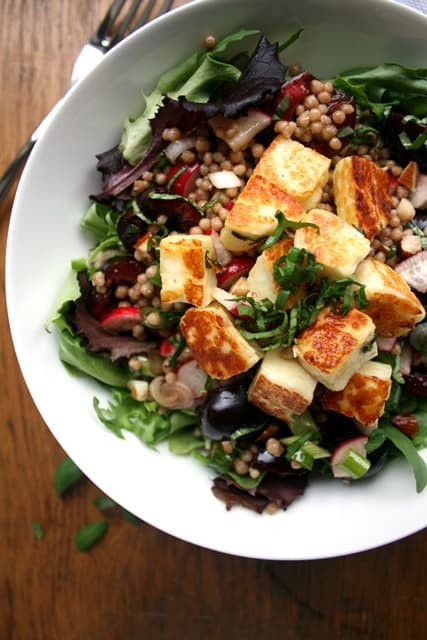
xmin=159 ymin=234 xmax=216 ymax=307
xmin=322 ymin=360 xmax=392 ymax=428
xmin=293 ymin=208 xmax=370 ymax=280
xmin=179 ymin=304 xmax=261 ymax=379
xmin=248 ymin=349 xmax=317 ymax=423
xmin=246 ymin=237 xmax=293 ymax=303
xmin=221 ymin=173 xmax=304 ymax=248
xmin=251 ymin=136 xmax=331 ymax=210
xmin=333 ymin=155 xmax=391 ymax=240
xmin=294 ymin=306 xmax=377 ymax=391
xmin=354 ymin=258 xmax=426 ymax=337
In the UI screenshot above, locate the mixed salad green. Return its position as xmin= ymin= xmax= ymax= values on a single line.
xmin=51 ymin=28 xmax=427 ymax=514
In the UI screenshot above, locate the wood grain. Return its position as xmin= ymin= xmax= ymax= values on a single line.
xmin=1 ymin=2 xmax=427 ymax=639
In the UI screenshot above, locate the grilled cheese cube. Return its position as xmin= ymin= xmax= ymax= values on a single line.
xmin=180 ymin=303 xmax=261 ymax=379
xmin=294 ymin=306 xmax=377 ymax=391
xmin=248 ymin=349 xmax=317 ymax=423
xmin=293 ymin=208 xmax=370 ymax=280
xmin=246 ymin=237 xmax=293 ymax=303
xmin=334 ymin=155 xmax=391 ymax=240
xmin=219 ymin=226 xmax=259 ymax=254
xmin=160 ymin=234 xmax=216 ymax=307
xmin=322 ymin=361 xmax=392 ymax=427
xmin=354 ymin=258 xmax=426 ymax=337
xmin=251 ymin=136 xmax=331 ymax=210
xmin=222 ymin=174 xmax=304 ymax=247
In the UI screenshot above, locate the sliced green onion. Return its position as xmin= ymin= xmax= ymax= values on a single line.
xmin=291 ymin=448 xmax=314 ymax=470
xmin=337 ymin=449 xmax=371 ymax=479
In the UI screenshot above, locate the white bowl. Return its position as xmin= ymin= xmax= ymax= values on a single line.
xmin=6 ymin=0 xmax=427 ymax=560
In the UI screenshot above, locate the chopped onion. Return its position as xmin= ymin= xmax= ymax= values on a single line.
xmin=177 ymin=360 xmax=208 ymax=399
xmin=210 ymin=229 xmax=233 ymax=266
xmin=208 ymin=170 xmax=242 ymax=189
xmin=149 ymin=376 xmax=194 ymax=409
xmin=165 ymin=136 xmax=196 ymax=163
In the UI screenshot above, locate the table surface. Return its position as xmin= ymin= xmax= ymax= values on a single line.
xmin=1 ymin=1 xmax=427 ymax=639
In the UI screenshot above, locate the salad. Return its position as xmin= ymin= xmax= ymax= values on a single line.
xmin=52 ymin=28 xmax=427 ymax=515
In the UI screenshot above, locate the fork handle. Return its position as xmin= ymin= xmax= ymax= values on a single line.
xmin=0 ymin=138 xmax=35 ymax=204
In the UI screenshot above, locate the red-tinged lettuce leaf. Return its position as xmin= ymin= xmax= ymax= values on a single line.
xmin=70 ymin=299 xmax=154 ymax=361
xmin=96 ymin=35 xmax=286 ymax=200
xmin=99 ymin=98 xmax=207 ymax=198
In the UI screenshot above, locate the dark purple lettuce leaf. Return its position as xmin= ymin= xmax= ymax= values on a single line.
xmin=212 ymin=472 xmax=308 ymax=514
xmin=67 ymin=270 xmax=155 ymax=361
xmin=96 ymin=35 xmax=286 ymax=200
xmin=69 ymin=300 xmax=154 ymax=361
xmin=96 ymin=146 xmax=127 ymax=175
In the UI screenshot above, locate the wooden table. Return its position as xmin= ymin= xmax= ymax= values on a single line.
xmin=1 ymin=2 xmax=427 ymax=638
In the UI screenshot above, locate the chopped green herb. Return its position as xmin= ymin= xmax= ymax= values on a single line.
xmin=32 ymin=521 xmax=44 ymax=539
xmin=54 ymin=457 xmax=84 ymax=497
xmin=74 ymin=521 xmax=109 ymax=551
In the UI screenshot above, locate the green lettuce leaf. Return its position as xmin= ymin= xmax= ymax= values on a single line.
xmin=120 ymin=28 xmax=259 ymax=164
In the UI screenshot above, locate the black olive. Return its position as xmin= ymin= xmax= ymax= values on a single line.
xmin=200 ymin=383 xmax=263 ymax=440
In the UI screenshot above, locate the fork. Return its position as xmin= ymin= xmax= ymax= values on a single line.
xmin=0 ymin=0 xmax=174 ymax=204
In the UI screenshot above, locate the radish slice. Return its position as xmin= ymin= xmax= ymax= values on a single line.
xmin=330 ymin=435 xmax=370 ymax=479
xmin=100 ymin=306 xmax=140 ymax=334
xmin=208 ymin=171 xmax=242 ymax=189
xmin=400 ymin=343 xmax=412 ymax=376
xmin=212 ymin=286 xmax=237 ymax=312
xmin=165 ymin=136 xmax=196 ymax=163
xmin=395 ymin=250 xmax=427 ymax=293
xmin=376 ymin=336 xmax=397 ymax=352
xmin=166 ymin=162 xmax=200 ymax=196
xmin=217 ymin=256 xmax=255 ymax=289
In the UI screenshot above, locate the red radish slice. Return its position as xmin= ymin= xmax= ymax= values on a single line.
xmin=330 ymin=435 xmax=370 ymax=479
xmin=217 ymin=256 xmax=255 ymax=289
xmin=100 ymin=306 xmax=140 ymax=334
xmin=166 ymin=162 xmax=200 ymax=196
xmin=158 ymin=335 xmax=176 ymax=358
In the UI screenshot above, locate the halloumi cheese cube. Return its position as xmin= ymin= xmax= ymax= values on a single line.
xmin=294 ymin=306 xmax=377 ymax=391
xmin=248 ymin=349 xmax=317 ymax=423
xmin=159 ymin=234 xmax=216 ymax=307
xmin=180 ymin=304 xmax=261 ymax=379
xmin=333 ymin=155 xmax=391 ymax=240
xmin=222 ymin=173 xmax=304 ymax=245
xmin=218 ymin=226 xmax=258 ymax=254
xmin=354 ymin=257 xmax=426 ymax=337
xmin=293 ymin=208 xmax=370 ymax=280
xmin=322 ymin=360 xmax=392 ymax=427
xmin=246 ymin=237 xmax=294 ymax=303
xmin=251 ymin=136 xmax=331 ymax=210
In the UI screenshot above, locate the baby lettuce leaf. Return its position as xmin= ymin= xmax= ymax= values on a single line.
xmin=80 ymin=201 xmax=122 ymax=243
xmin=93 ymin=390 xmax=198 ymax=447
xmin=335 ymin=62 xmax=427 ymax=120
xmin=54 ymin=315 xmax=130 ymax=388
xmin=120 ymin=28 xmax=260 ymax=165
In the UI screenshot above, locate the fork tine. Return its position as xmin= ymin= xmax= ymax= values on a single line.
xmin=131 ymin=0 xmax=174 ymax=32
xmin=92 ymin=0 xmax=127 ymax=45
xmin=109 ymin=0 xmax=146 ymax=46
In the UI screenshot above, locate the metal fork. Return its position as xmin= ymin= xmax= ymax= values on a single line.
xmin=0 ymin=0 xmax=174 ymax=204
